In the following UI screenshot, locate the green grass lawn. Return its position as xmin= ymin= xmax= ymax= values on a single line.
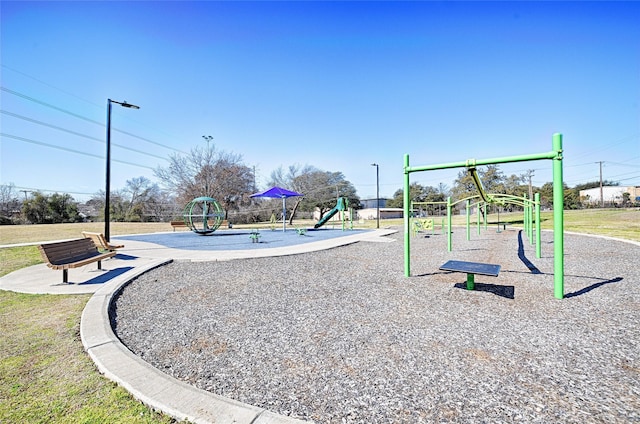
xmin=0 ymin=223 xmax=181 ymax=423
xmin=382 ymin=208 xmax=640 ymax=242
xmin=0 ymin=291 xmax=176 ymax=423
xmin=0 ymin=210 xmax=637 ymax=422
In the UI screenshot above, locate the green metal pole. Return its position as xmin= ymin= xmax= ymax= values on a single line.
xmin=552 ymin=133 xmax=564 ymax=299
xmin=477 ymin=202 xmax=481 ymax=235
xmin=466 ymin=273 xmax=475 ymax=290
xmin=522 ymin=195 xmax=527 ymax=237
xmin=483 ymin=203 xmax=487 ymax=230
xmin=405 ymin=150 xmax=559 ymax=174
xmin=528 ymin=200 xmax=534 ymax=244
xmin=203 ymin=201 xmax=209 ymax=229
xmin=404 ymin=154 xmax=411 ymax=277
xmin=524 ymin=195 xmax=532 ymax=244
xmin=466 ymin=199 xmax=471 ymax=241
xmin=447 ymin=196 xmax=452 ymax=252
xmin=535 ymin=192 xmax=541 ymax=258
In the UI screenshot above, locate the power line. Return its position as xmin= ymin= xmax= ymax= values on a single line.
xmin=2 ymin=64 xmax=102 ymax=108
xmin=606 ymin=159 xmax=640 ymax=168
xmin=2 ymin=86 xmax=103 ymax=125
xmin=2 ymin=64 xmax=188 ymax=145
xmin=570 ymin=133 xmax=640 ymax=161
xmin=14 ymin=185 xmax=96 ymax=197
xmin=1 ymin=133 xmax=155 ymax=170
xmin=1 ymin=86 xmax=187 ymax=154
xmin=1 ymin=110 xmax=169 ymax=161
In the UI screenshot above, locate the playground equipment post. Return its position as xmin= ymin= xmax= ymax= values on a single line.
xmin=403 ymin=133 xmax=564 ymax=299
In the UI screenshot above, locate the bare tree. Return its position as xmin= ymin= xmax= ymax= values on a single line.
xmin=268 ymin=164 xmax=317 ymax=222
xmin=90 ymin=177 xmax=173 ymax=222
xmin=155 ymin=145 xmax=254 ymax=219
xmin=0 ymin=183 xmax=21 ymax=223
xmin=268 ymin=165 xmax=359 ymax=223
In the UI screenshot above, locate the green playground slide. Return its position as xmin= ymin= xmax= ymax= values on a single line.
xmin=314 ymin=197 xmax=347 ymax=229
xmin=314 ymin=207 xmax=340 ymax=228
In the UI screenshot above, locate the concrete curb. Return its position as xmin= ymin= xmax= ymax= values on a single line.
xmin=80 ymin=229 xmax=397 ymax=423
xmin=81 ymin=258 xmax=310 ymax=424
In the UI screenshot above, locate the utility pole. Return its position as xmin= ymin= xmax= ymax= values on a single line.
xmin=526 ymin=169 xmax=535 ymax=201
xmin=596 ymin=161 xmax=604 ymax=207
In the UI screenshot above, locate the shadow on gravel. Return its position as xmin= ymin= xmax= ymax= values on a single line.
xmin=518 ymin=230 xmax=542 ymax=274
xmin=454 ymin=282 xmax=515 ymax=299
xmin=415 ymin=271 xmax=451 ymax=277
xmin=565 ymin=277 xmax=623 ymax=298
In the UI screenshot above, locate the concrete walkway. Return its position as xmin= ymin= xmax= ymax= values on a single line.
xmin=0 ymin=228 xmax=396 ymax=424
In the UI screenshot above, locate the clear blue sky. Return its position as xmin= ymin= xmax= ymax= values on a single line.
xmin=1 ymin=1 xmax=638 ymax=202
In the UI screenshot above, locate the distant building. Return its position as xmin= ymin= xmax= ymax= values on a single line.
xmin=356 ymin=207 xmax=403 ymax=220
xmin=356 ymin=198 xmax=403 ymax=220
xmin=312 ymin=197 xmax=402 ymax=222
xmin=360 ymin=198 xmax=388 ymax=209
xmin=579 ymin=186 xmax=640 ymax=205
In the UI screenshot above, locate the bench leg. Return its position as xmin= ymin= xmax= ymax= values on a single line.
xmin=63 ymin=269 xmax=68 ymax=283
xmin=97 ymin=260 xmax=102 ymax=270
xmin=466 ymin=273 xmax=475 ymax=290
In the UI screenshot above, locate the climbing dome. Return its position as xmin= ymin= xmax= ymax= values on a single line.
xmin=182 ymin=196 xmax=224 ymax=235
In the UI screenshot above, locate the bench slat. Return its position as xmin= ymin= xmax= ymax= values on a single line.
xmin=82 ymin=231 xmax=124 ymax=251
xmin=38 ymin=239 xmax=116 ymax=282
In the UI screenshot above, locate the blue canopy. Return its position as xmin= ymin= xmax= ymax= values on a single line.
xmin=250 ymin=186 xmax=304 ymax=199
xmin=250 ymin=186 xmax=304 ymax=231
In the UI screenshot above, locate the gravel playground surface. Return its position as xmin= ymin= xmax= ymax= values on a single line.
xmin=113 ymin=227 xmax=640 ymax=423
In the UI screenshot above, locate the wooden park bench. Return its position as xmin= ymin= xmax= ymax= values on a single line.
xmin=38 ymin=238 xmax=116 ymax=283
xmin=170 ymin=220 xmax=187 ymax=231
xmin=439 ymin=260 xmax=501 ymax=290
xmin=496 ymin=222 xmax=510 ymax=233
xmin=81 ymin=231 xmax=124 ymax=252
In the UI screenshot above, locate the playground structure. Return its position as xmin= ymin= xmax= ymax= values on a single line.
xmin=410 ymin=201 xmax=447 ymax=237
xmin=411 ymin=192 xmax=542 ymax=257
xmin=181 ymin=196 xmax=225 ymax=235
xmin=314 ymin=197 xmax=353 ymax=230
xmin=403 ymin=133 xmax=565 ymax=299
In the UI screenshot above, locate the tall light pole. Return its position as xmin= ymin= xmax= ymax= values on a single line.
xmin=202 ymin=135 xmax=213 ymax=148
xmin=202 ymin=135 xmax=214 ymax=196
xmin=371 ymin=163 xmax=379 ymax=228
xmin=105 ymin=99 xmax=139 ymax=241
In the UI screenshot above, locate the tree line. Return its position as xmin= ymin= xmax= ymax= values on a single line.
xmin=1 ymin=144 xmax=629 ymax=225
xmin=386 ymin=165 xmax=627 ymax=213
xmin=0 ymin=143 xmax=360 ymax=225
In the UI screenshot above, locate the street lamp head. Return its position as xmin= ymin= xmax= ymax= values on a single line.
xmin=109 ymin=99 xmax=140 ymax=109
xmin=120 ymin=101 xmax=140 ymax=109
xmin=371 ymin=163 xmax=378 ymax=167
